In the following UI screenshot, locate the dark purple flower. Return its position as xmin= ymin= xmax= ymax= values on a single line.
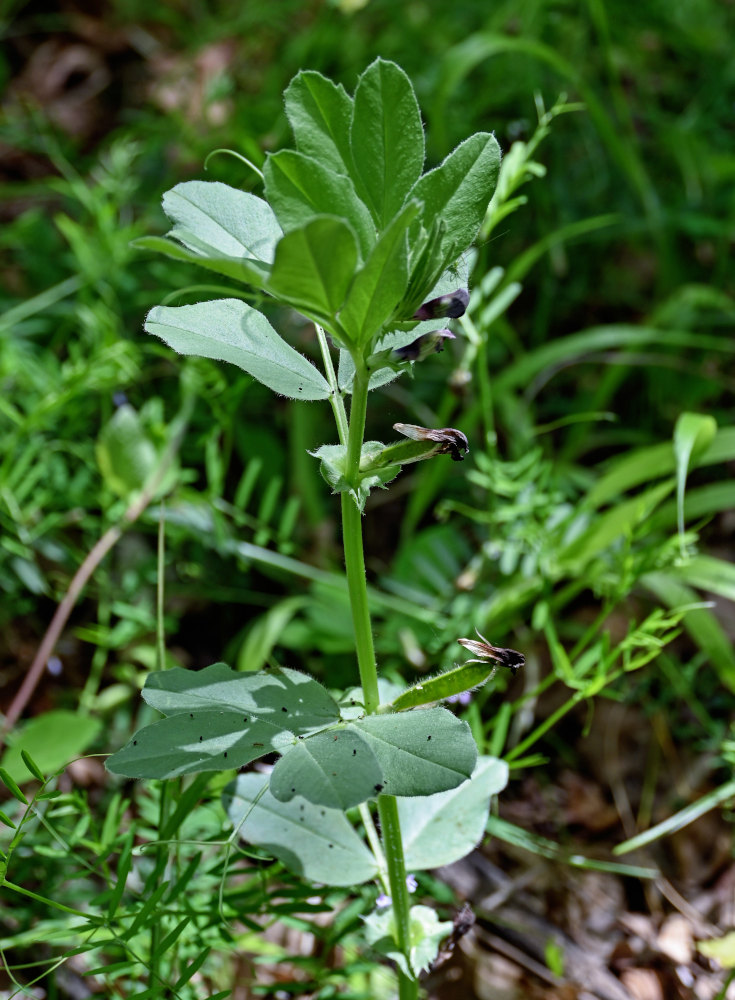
xmin=393 ymin=328 xmax=455 ymax=363
xmin=413 ymin=288 xmax=470 ymax=322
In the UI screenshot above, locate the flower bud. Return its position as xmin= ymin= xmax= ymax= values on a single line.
xmin=413 ymin=288 xmax=470 ymax=321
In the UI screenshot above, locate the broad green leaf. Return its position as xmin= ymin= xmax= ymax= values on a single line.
xmin=144 ymin=299 xmax=331 ymax=400
xmin=264 ymin=150 xmax=375 ymax=259
xmin=106 ymin=711 xmax=295 ymax=779
xmin=339 ymin=201 xmax=419 ymax=346
xmin=410 ymin=132 xmax=501 ymax=272
xmin=1 ymin=711 xmax=102 ymax=785
xmin=349 ymin=708 xmax=477 ymax=797
xmin=266 ymin=217 xmax=358 ymax=335
xmin=224 ymin=772 xmax=379 ymax=886
xmin=142 ymin=662 xmax=341 ymax=730
xmin=399 ymin=756 xmax=508 ymax=870
xmin=162 ymin=181 xmax=282 ymax=264
xmin=106 ymin=663 xmax=343 ymax=779
xmin=132 ymin=235 xmax=271 ymax=288
xmin=96 ymin=405 xmax=157 ymax=498
xmin=270 ymin=727 xmax=383 ymax=809
xmin=284 ymin=70 xmax=355 ymax=177
xmin=673 ymin=412 xmax=717 ymax=547
xmin=350 ymin=58 xmax=424 ymax=228
xmin=392 ymin=662 xmax=497 ymax=711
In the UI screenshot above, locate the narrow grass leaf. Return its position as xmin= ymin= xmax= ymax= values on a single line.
xmin=614 ymin=779 xmax=735 ymax=855
xmin=641 ymin=573 xmax=735 ymax=692
xmin=673 ymin=412 xmax=717 ymax=548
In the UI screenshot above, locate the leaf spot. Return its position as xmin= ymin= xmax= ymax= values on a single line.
xmin=328 ymin=844 xmax=333 ymax=849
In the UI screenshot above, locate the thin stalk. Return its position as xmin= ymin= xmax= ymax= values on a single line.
xmin=359 ymin=803 xmax=389 ymax=894
xmin=341 ymin=360 xmax=379 ymax=713
xmin=156 ymin=501 xmax=166 ymax=672
xmin=316 ymin=323 xmax=349 ymax=446
xmin=378 ymin=796 xmax=417 ymax=998
xmin=339 ymin=359 xmax=417 ymax=999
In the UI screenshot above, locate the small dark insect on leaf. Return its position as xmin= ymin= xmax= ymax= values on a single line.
xmin=199 ymin=736 xmax=203 ymax=742
xmin=374 ymin=783 xmax=384 ymax=793
xmin=133 ymin=740 xmax=137 ymax=745
xmin=252 ymin=742 xmax=264 ymax=747
xmin=281 ymin=707 xmax=288 ymax=713
xmin=189 ymin=713 xmax=194 ymax=718
xmin=457 ymin=630 xmax=525 ymax=675
xmin=427 ymin=735 xmax=432 ymax=741
xmin=224 ymin=752 xmax=228 ymax=758
xmin=352 ymin=749 xmax=357 ymax=755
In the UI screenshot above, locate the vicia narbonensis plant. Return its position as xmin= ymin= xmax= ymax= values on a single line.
xmin=107 ymin=58 xmax=519 ymax=996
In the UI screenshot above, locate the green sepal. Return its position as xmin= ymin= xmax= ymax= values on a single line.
xmin=311 ymin=443 xmax=400 ymax=511
xmin=391 ymin=661 xmax=497 ymax=711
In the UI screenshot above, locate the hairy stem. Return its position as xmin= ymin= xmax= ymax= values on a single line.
xmin=340 ymin=360 xmax=418 ymax=999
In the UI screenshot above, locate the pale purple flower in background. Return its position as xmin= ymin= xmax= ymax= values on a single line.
xmin=447 ymin=690 xmax=472 ymax=706
xmin=376 ymin=874 xmax=418 ymax=908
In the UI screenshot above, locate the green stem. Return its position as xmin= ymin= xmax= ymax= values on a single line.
xmin=341 ymin=360 xmax=379 ymax=714
xmin=341 ymin=492 xmax=379 ymax=715
xmin=338 ymin=359 xmax=417 ymax=999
